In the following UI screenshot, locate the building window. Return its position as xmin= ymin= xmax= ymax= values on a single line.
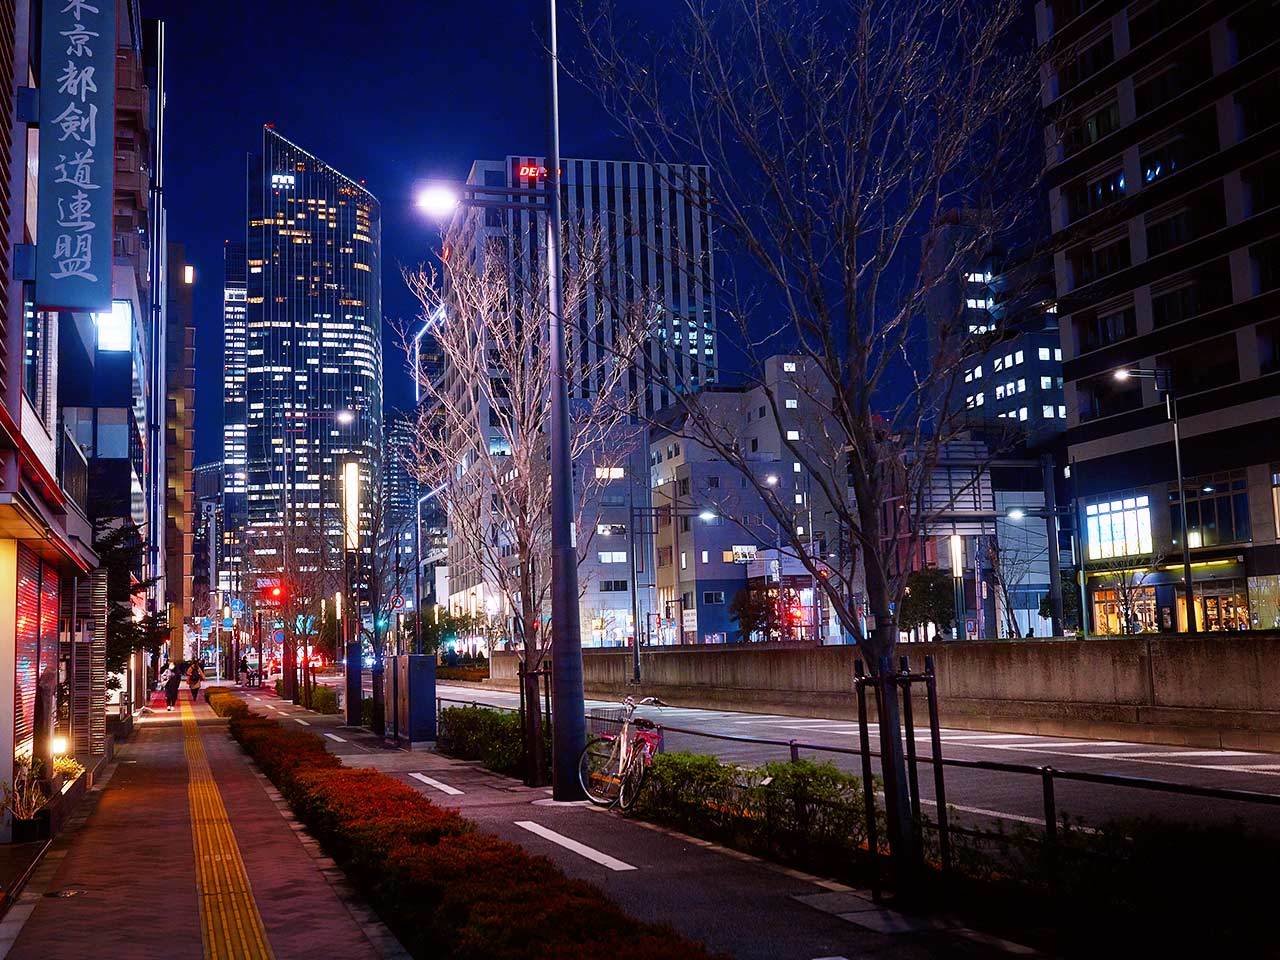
xmin=600 ymin=579 xmax=628 ymax=592
xmin=783 ymin=361 xmax=796 ymax=372
xmin=596 ymin=523 xmax=627 ymax=537
xmin=725 ymin=545 xmax=758 ymax=563
xmin=95 ymin=299 xmax=133 ymax=352
xmin=1170 ymin=470 xmax=1250 ymax=549
xmin=657 ymin=546 xmax=672 ymax=567
xmin=598 ymin=551 xmax=627 ymax=564
xmin=1038 ymin=347 xmax=1051 ymax=361
xmin=1086 ymin=495 xmax=1153 ymax=559
xmin=1043 ymin=405 xmax=1056 ymax=419
xmin=680 ymin=551 xmax=687 ymax=570
xmin=785 ymin=399 xmax=798 ymax=409
xmin=700 ymin=550 xmax=709 ymax=564
xmin=595 ymin=466 xmax=624 ymax=480
xmin=703 ymin=591 xmax=725 ymax=605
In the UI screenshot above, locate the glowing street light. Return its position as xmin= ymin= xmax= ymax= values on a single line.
xmin=698 ymin=509 xmax=717 ymax=521
xmin=336 ymin=409 xmax=355 ymax=425
xmin=415 ymin=183 xmax=461 ymax=220
xmin=1006 ymin=507 xmax=1026 ymax=521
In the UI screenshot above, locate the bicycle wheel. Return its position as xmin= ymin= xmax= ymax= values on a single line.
xmin=578 ymin=736 xmax=624 ymax=806
xmin=618 ymin=749 xmax=647 ymax=811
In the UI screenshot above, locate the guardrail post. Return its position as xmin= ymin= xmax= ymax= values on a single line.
xmin=899 ymin=656 xmax=921 ymax=834
xmin=1041 ymin=766 xmax=1058 ymax=844
xmin=923 ymin=655 xmax=951 ymax=875
xmin=854 ymin=659 xmax=880 ymax=902
xmin=789 ymin=739 xmax=800 ymax=764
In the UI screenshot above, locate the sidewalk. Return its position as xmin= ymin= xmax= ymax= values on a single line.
xmin=0 ymin=694 xmax=403 ymax=960
xmin=248 ymin=688 xmax=1027 ymax=960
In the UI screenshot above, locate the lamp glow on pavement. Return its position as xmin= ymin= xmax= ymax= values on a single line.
xmin=416 ymin=184 xmax=460 ymax=219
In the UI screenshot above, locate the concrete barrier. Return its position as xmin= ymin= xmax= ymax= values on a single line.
xmin=490 ymin=635 xmax=1280 ymax=751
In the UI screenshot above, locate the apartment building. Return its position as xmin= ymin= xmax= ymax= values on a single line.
xmin=1038 ymin=0 xmax=1279 ymax=632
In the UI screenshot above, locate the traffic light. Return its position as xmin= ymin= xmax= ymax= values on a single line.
xmin=258 ymin=581 xmax=288 ymax=607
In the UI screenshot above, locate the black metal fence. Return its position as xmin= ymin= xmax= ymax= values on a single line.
xmin=436 ymin=681 xmax=1280 ymax=894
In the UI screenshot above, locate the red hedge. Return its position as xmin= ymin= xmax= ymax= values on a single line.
xmin=219 ymin=693 xmax=723 ymax=960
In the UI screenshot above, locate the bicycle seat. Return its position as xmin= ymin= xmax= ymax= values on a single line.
xmin=633 ymin=717 xmax=657 ymax=730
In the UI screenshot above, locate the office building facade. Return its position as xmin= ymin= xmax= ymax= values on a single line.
xmin=442 ymin=156 xmax=718 ymax=645
xmin=221 ymin=240 xmax=247 ymax=596
xmin=164 ymin=244 xmax=196 ymax=650
xmin=243 ymin=127 xmax=383 ymax=577
xmin=1037 ymin=0 xmax=1280 ymax=632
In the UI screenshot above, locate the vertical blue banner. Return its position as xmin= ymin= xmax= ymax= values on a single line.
xmin=35 ymin=0 xmax=117 ymax=311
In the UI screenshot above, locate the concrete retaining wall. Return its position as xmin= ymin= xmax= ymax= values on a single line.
xmin=490 ymin=635 xmax=1280 ymax=751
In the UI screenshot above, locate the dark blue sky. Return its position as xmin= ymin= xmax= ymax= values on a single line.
xmin=142 ymin=0 xmax=629 ymax=465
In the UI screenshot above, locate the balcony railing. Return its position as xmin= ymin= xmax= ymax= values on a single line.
xmin=58 ymin=424 xmax=89 ymax=514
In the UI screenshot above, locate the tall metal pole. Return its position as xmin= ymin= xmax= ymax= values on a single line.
xmin=545 ymin=0 xmax=587 ymax=799
xmin=1168 ymin=391 xmax=1195 ymax=631
xmin=1042 ymin=455 xmax=1063 ymax=637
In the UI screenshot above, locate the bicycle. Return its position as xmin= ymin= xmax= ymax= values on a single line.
xmin=577 ymin=696 xmax=665 ymax=810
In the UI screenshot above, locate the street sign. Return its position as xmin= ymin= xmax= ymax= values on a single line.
xmin=965 ymin=618 xmax=977 ymax=638
xmin=390 ymin=594 xmax=405 ymax=610
xmin=272 ymin=629 xmax=285 ymax=645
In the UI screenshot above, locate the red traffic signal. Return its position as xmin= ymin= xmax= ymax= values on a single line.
xmin=258 ymin=580 xmax=287 ymax=606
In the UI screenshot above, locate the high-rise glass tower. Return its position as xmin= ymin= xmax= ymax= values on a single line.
xmin=244 ymin=126 xmax=382 ymax=571
xmin=221 ymin=240 xmax=248 ymax=595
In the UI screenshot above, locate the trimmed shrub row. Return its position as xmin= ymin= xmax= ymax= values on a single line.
xmin=211 ymin=691 xmax=721 ymax=960
xmin=436 ymin=706 xmax=547 ymax=777
xmin=435 ymin=666 xmax=489 ymax=683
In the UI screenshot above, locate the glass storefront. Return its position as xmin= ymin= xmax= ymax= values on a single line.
xmin=1092 ymin=585 xmax=1158 ymax=634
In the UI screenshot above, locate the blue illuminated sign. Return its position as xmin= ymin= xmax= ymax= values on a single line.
xmin=35 ymin=0 xmax=117 ymax=311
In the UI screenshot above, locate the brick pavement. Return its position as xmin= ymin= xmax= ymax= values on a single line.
xmin=2 ymin=695 xmax=399 ymax=960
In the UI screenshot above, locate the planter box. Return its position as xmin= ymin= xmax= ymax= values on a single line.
xmin=10 ymin=810 xmax=50 ymax=845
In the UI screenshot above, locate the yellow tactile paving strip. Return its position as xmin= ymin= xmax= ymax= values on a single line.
xmin=181 ymin=700 xmax=276 ymax=960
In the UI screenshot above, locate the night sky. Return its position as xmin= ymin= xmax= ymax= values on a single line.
xmin=141 ymin=1 xmax=632 ymax=465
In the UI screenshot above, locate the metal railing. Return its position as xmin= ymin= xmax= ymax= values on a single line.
xmin=435 ymin=694 xmax=1280 ymax=804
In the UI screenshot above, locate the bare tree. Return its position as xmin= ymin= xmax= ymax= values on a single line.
xmin=572 ymin=0 xmax=1041 ymax=875
xmin=987 ymin=539 xmax=1039 ymax=639
xmin=403 ymin=223 xmax=642 ymax=782
xmin=243 ymin=514 xmax=341 ymax=706
xmin=359 ymin=465 xmax=417 ymax=736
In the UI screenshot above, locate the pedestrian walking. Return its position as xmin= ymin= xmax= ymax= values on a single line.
xmin=238 ymin=656 xmax=249 ymax=687
xmin=187 ymin=661 xmax=206 ymax=703
xmin=163 ymin=662 xmax=182 ymax=712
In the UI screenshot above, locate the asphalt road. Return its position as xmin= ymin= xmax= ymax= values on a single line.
xmin=433 ymin=682 xmax=1280 ymax=838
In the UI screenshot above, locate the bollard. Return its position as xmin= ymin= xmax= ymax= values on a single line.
xmin=789 ymin=739 xmax=800 ymax=763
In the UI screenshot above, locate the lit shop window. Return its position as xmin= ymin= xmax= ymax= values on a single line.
xmin=1086 ymin=496 xmax=1153 ymax=559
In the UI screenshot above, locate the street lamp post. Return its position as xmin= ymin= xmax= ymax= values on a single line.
xmin=342 ymin=459 xmax=363 ymax=725
xmin=1115 ymin=367 xmax=1195 ymax=631
xmin=949 ymin=533 xmax=965 ymax=640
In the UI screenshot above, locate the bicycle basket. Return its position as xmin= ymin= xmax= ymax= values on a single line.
xmin=587 ymin=708 xmax=627 ymax=736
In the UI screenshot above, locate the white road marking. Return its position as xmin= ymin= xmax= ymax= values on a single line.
xmin=410 ymin=772 xmax=463 ymax=796
xmin=917 ymin=797 xmax=1047 ymax=828
xmin=1091 ymin=750 xmax=1263 ymax=759
xmin=324 ymin=733 xmax=346 ymax=743
xmin=514 ymin=821 xmax=636 ymax=871
xmin=293 ymin=718 xmax=310 ymax=726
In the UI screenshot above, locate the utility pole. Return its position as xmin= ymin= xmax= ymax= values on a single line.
xmin=545 ymin=0 xmax=587 ymax=800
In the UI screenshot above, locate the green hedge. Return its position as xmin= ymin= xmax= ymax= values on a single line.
xmin=215 ymin=692 xmax=719 ymax=960
xmin=637 ymin=753 xmax=879 ymax=879
xmin=436 ymin=666 xmax=489 ymax=683
xmin=437 ymin=706 xmax=547 ymax=778
xmin=309 ymin=685 xmax=339 ymax=714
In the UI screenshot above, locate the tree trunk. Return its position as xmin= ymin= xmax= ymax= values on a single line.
xmin=872 ymin=644 xmax=920 ymax=893
xmin=522 ymin=666 xmax=546 ymax=787
xmin=371 ymin=663 xmax=385 ymax=737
